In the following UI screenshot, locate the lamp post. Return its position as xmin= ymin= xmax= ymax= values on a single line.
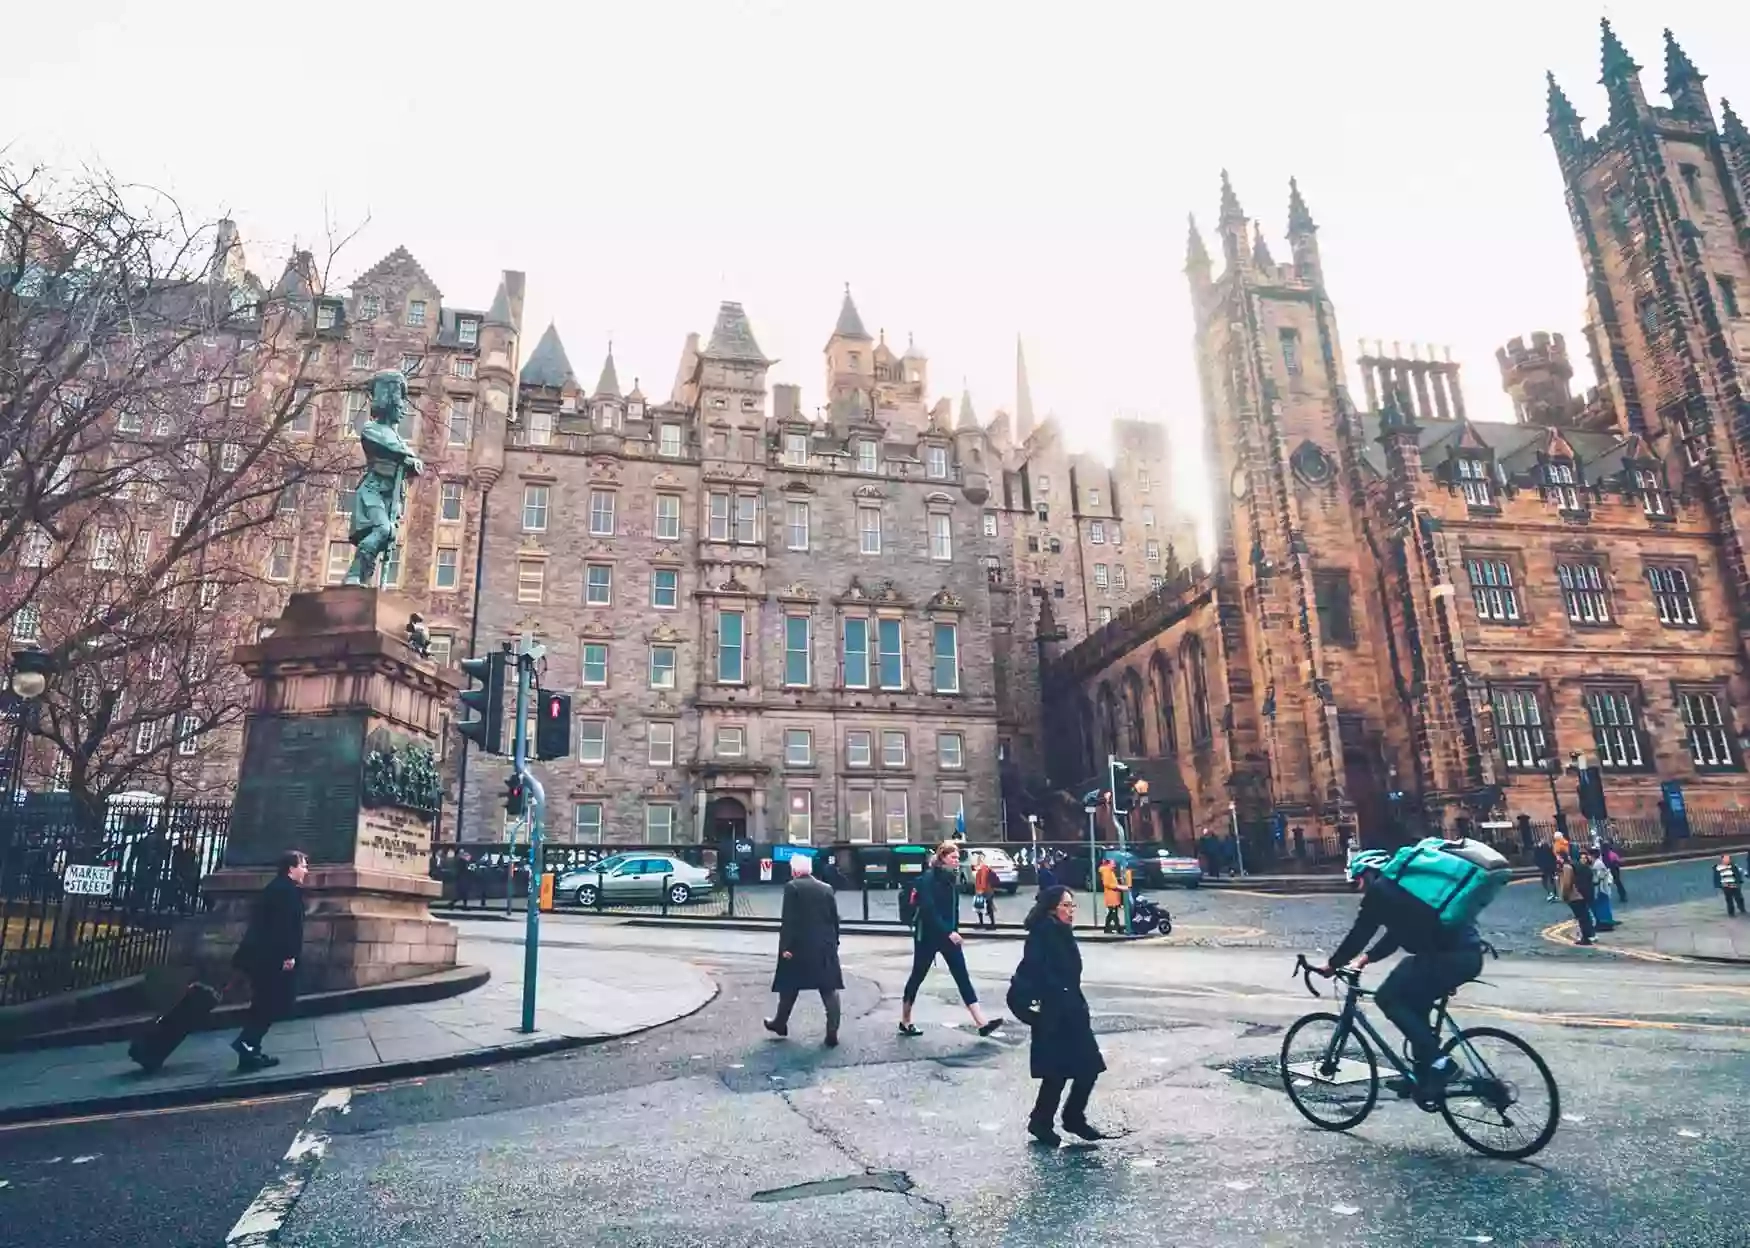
xmin=1541 ymin=757 xmax=1571 ymax=850
xmin=2 ymin=647 xmax=55 ymax=809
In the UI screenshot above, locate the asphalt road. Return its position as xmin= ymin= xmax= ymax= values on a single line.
xmin=1 ymin=859 xmax=1743 ymax=1248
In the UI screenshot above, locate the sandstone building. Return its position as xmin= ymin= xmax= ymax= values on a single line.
xmin=1045 ymin=23 xmax=1750 ymax=851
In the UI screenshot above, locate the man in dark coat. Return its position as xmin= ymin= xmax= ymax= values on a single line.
xmin=1015 ymin=885 xmax=1107 ymax=1145
xmin=763 ymin=854 xmax=844 ymax=1046
xmin=231 ymin=849 xmax=308 ymax=1071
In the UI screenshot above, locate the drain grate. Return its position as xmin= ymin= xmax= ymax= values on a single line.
xmin=752 ymin=1171 xmax=915 ymax=1203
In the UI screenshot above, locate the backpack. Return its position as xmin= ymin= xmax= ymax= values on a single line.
xmin=899 ymin=878 xmax=922 ymax=926
xmin=1379 ymin=837 xmax=1510 ymax=931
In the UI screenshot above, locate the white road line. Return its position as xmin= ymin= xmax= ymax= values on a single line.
xmin=224 ymin=1088 xmax=352 ymax=1246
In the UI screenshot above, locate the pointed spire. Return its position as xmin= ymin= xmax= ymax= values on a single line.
xmin=485 ymin=278 xmax=516 ymax=328
xmin=1599 ymin=18 xmax=1640 ymax=83
xmin=1218 ymin=169 xmax=1245 ymax=226
xmin=832 ymin=284 xmax=871 ymax=340
xmin=593 ymin=344 xmax=621 ymax=399
xmin=1185 ymin=214 xmax=1211 ymax=274
xmin=520 ymin=322 xmax=577 ymax=389
xmin=1015 ymin=336 xmax=1037 ymax=440
xmin=704 ymin=301 xmax=769 ymax=363
xmin=1546 ymin=71 xmax=1582 ymax=131
xmin=903 ymin=331 xmax=927 ymax=361
xmin=1663 ymin=27 xmax=1703 ymax=93
xmin=1724 ymin=98 xmax=1750 ymax=147
xmin=1251 ymin=222 xmax=1275 ymax=269
xmin=1287 ymin=178 xmax=1316 ymax=234
xmin=955 ymin=389 xmax=977 ymax=432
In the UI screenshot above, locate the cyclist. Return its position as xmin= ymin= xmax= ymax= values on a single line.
xmin=1315 ymin=849 xmax=1485 ymax=1105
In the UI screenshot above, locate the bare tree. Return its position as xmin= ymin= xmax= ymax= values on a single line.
xmin=0 ymin=162 xmax=366 ymax=820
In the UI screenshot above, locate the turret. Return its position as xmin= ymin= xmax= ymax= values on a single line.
xmin=1015 ymin=336 xmax=1037 ymax=442
xmin=1545 ymin=72 xmax=1587 ymax=171
xmin=1286 ymin=179 xmax=1320 ymax=283
xmin=1722 ymin=100 xmax=1750 ymax=205
xmin=825 ymin=285 xmax=872 ymax=400
xmin=1217 ymin=170 xmax=1248 ymax=270
xmin=1662 ymin=28 xmax=1710 ymax=121
xmin=1599 ymin=18 xmax=1648 ymax=126
xmin=954 ymin=390 xmax=990 ymax=504
xmin=1250 ymin=222 xmax=1276 ymax=275
xmin=1185 ymin=214 xmax=1213 ymax=296
xmin=1497 ymin=332 xmax=1587 ymax=428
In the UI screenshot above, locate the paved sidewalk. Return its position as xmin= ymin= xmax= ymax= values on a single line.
xmin=1545 ymin=896 xmax=1750 ymax=962
xmin=0 ymin=933 xmax=716 ymax=1123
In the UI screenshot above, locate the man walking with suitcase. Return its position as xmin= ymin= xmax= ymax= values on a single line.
xmin=231 ymin=850 xmax=308 ymax=1071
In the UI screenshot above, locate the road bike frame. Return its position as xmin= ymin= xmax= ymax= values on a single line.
xmin=1291 ymin=953 xmax=1486 ymax=1093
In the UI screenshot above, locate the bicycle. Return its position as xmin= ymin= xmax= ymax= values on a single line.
xmin=1279 ymin=951 xmax=1560 ymax=1160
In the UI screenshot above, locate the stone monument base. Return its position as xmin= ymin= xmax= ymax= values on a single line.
xmin=179 ymin=866 xmax=457 ymax=994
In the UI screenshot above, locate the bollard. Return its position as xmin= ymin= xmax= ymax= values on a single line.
xmin=661 ymin=873 xmax=671 ymax=917
xmin=595 ymin=869 xmax=605 ymax=913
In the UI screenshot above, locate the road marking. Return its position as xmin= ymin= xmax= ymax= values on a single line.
xmin=225 ymin=1087 xmax=352 ymax=1246
xmin=0 ymin=1091 xmax=313 ymax=1134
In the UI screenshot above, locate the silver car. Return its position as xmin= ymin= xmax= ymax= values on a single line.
xmin=957 ymin=847 xmax=1020 ymax=894
xmin=559 ymin=855 xmax=714 ymax=908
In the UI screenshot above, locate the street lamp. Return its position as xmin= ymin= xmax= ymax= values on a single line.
xmin=1541 ymin=757 xmax=1571 ymax=847
xmin=4 ymin=647 xmax=57 ymax=805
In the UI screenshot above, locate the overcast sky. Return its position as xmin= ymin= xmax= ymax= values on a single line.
xmin=5 ymin=2 xmax=1742 ymax=545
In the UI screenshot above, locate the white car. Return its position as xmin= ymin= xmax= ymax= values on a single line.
xmin=558 ymin=855 xmax=714 ymax=908
xmin=957 ymin=847 xmax=1020 ymax=894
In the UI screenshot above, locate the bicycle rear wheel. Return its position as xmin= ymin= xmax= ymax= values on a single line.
xmin=1280 ymin=1011 xmax=1379 ymax=1131
xmin=1438 ymin=1026 xmax=1560 ymax=1160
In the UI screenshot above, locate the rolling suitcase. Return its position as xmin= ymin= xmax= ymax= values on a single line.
xmin=128 ymin=982 xmax=221 ymax=1073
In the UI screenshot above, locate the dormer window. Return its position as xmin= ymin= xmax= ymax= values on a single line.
xmin=856 ymin=441 xmax=878 ymax=474
xmin=1635 ymin=468 xmax=1670 ymax=517
xmin=1456 ymin=456 xmax=1493 ymax=507
xmin=1546 ymin=461 xmax=1580 ymax=511
xmin=925 ymin=446 xmax=947 ymax=479
xmin=659 ymin=424 xmax=682 ymax=457
xmin=314 ymin=301 xmax=340 ymax=331
xmin=784 ymin=433 xmax=808 ymax=466
xmin=458 ymin=317 xmax=479 ymax=347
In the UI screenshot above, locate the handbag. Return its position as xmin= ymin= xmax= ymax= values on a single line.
xmin=1006 ymin=968 xmax=1041 ymax=1026
xmin=973 ymin=894 xmax=988 ymax=914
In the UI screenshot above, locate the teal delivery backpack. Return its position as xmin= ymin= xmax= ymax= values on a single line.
xmin=1379 ymin=837 xmax=1511 ymax=930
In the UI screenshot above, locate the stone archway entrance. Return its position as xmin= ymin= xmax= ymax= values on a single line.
xmin=708 ymin=795 xmax=748 ymax=845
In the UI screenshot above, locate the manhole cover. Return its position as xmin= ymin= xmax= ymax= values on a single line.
xmin=753 ymin=1171 xmax=914 ymax=1203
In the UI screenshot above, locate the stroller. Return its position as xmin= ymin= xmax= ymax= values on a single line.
xmin=1129 ymin=893 xmax=1172 ymax=936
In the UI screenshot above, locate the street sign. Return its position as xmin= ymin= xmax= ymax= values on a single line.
xmin=759 ymin=858 xmax=774 ymax=882
xmin=62 ymin=864 xmax=115 ymax=896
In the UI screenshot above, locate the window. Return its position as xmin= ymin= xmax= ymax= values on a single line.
xmin=847 ymin=730 xmax=873 ymax=767
xmin=581 ymin=643 xmax=608 ymax=685
xmin=268 ymin=538 xmax=293 ymax=581
xmin=716 ymin=726 xmax=745 ymax=757
xmin=1087 ymin=488 xmax=1101 ymax=509
xmin=1681 ymin=690 xmax=1736 ymax=770
xmin=847 ymin=790 xmax=874 ymax=842
xmin=1585 ymin=690 xmax=1646 ymax=770
xmin=856 ymin=441 xmax=878 ymax=473
xmin=1680 ymin=163 xmax=1704 ymax=209
xmin=11 ymin=604 xmax=40 ymax=643
xmin=521 ymin=484 xmax=549 ymax=531
xmin=447 ymin=401 xmax=472 ymax=447
xmin=199 ymin=580 xmax=220 ymax=611
xmin=434 ymin=547 xmax=459 ymax=589
xmin=784 ymin=616 xmax=811 ymax=686
xmin=717 ymin=610 xmax=745 ymax=683
xmin=1637 ymin=296 xmax=1659 ymax=339
xmin=1557 ymin=562 xmax=1610 ymax=624
xmin=516 ymin=558 xmax=544 ymax=602
xmin=645 ymin=804 xmax=676 ymax=844
xmin=1097 ymin=606 xmax=1113 ymax=626
xmin=1038 ymin=474 xmax=1051 ymax=495
xmin=400 ymin=353 xmax=422 ymax=377
xmin=458 ymin=317 xmax=479 ymax=347
xmin=652 ymin=568 xmax=679 ymax=609
xmin=585 ymin=564 xmax=612 ymax=605
xmin=1113 ymin=565 xmax=1127 ymax=591
xmin=170 ymin=501 xmax=191 ymax=537
xmin=1456 ymin=457 xmax=1493 ymax=507
xmin=784 ymin=433 xmax=808 ymax=465
xmin=1053 ymin=581 xmax=1065 ymax=599
xmin=351 ymin=348 xmax=373 ymax=370
xmin=1545 ymin=462 xmax=1580 ymax=511
xmin=786 ymin=791 xmax=813 ymax=844
xmin=1184 ymin=635 xmax=1212 ymax=745
xmin=786 ymin=501 xmax=810 ymax=551
xmin=438 ymin=482 xmax=464 ymax=522
xmin=707 ymin=493 xmax=730 ymax=542
xmin=1719 ymin=276 xmax=1741 ymax=320
xmin=877 ymin=618 xmax=903 ymax=689
xmin=649 ymin=722 xmax=675 ymax=766
xmin=428 ymin=633 xmax=454 ymax=668
xmin=1146 ymin=540 xmax=1161 ymax=563
xmin=579 ymin=720 xmax=607 ymax=764
xmin=660 ymin=424 xmax=683 ymax=457
xmin=347 ymin=391 xmax=369 ymax=435
xmin=930 ymin=513 xmax=952 ymax=561
xmin=735 ymin=495 xmax=758 ymax=544
xmin=1467 ymin=558 xmax=1521 ymax=622
xmin=785 ymin=729 xmax=813 ymax=766
xmin=882 ymin=730 xmax=908 ymax=768
xmin=1151 ymin=575 xmax=1165 ymax=589
xmin=1139 ymin=506 xmax=1156 ymax=531
xmin=588 ymin=490 xmax=616 ymax=536
xmin=843 ymin=618 xmax=870 ymax=688
xmin=276 ymin=482 xmax=299 ymax=517
xmin=1647 ymin=564 xmax=1698 ymax=625
xmin=858 ymin=506 xmax=882 ymax=554
xmin=526 ymin=410 xmax=552 ymax=446
xmin=649 ymin=644 xmax=676 ymax=689
xmin=20 ymin=527 xmax=51 ymax=568
xmin=933 ymin=623 xmax=959 ymax=693
xmin=1280 ymin=327 xmax=1303 ymax=376
xmin=116 ymin=404 xmax=143 ymax=434
xmin=1090 ymin=521 xmax=1106 ymax=545
xmin=1314 ymin=570 xmax=1356 ymax=646
xmin=359 ymin=293 xmax=380 ymax=320
xmin=1094 ymin=563 xmax=1109 ymax=590
xmin=652 ymin=494 xmax=681 ymax=542
xmin=1037 ymin=504 xmax=1049 ymax=523
xmin=740 ymin=431 xmax=759 ymax=461
xmin=407 ymin=299 xmax=427 ymax=327
xmin=1635 ymin=468 xmax=1669 ymax=518
xmin=1138 ymin=468 xmax=1151 ymax=493
xmin=884 ymin=790 xmax=909 ymax=842
xmin=376 ymin=543 xmax=401 ymax=589
xmin=940 ymin=790 xmax=965 ymax=835
xmin=938 ymin=731 xmax=964 ymax=769
xmin=187 ymin=645 xmax=210 ymax=681
xmin=575 ymin=803 xmax=603 ymax=842
xmin=177 ymin=715 xmax=200 ymax=756
xmin=92 ymin=527 xmax=120 ymax=571
xmin=135 ymin=721 xmax=157 ymax=755
xmin=229 ymin=378 xmax=249 ymax=408
xmin=983 ymin=512 xmax=998 ymax=538
xmin=1491 ymin=687 xmax=1548 ymax=771
xmin=925 ymin=446 xmax=948 ymax=479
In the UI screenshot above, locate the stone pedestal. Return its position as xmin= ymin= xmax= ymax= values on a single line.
xmin=180 ymin=588 xmax=462 ymax=992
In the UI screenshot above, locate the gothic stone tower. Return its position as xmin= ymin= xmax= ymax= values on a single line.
xmin=1187 ymin=175 xmax=1396 ymax=843
xmin=1550 ymin=23 xmax=1750 ymax=661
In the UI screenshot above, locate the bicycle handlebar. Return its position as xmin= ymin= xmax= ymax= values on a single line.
xmin=1292 ymin=954 xmax=1360 ymax=998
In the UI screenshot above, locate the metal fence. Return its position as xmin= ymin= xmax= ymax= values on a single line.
xmin=0 ymin=797 xmax=231 ymax=1007
xmin=431 ymin=842 xmax=741 ymax=917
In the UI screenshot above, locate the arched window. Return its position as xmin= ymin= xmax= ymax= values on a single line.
xmin=1151 ymin=652 xmax=1178 ymax=756
xmin=1123 ymin=670 xmax=1148 ymax=756
xmin=1183 ymin=635 xmax=1212 ymax=745
xmin=1098 ymin=683 xmax=1120 ymax=762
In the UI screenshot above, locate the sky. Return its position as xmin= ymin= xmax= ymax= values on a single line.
xmin=5 ymin=1 xmax=1744 ymax=549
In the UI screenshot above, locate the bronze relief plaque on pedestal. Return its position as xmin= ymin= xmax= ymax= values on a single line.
xmin=229 ymin=714 xmax=367 ymax=866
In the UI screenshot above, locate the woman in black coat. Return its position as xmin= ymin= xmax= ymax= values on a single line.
xmin=1013 ymin=885 xmax=1107 ymax=1145
xmin=764 ymin=855 xmax=845 ymax=1045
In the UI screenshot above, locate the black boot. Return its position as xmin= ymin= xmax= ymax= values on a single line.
xmin=1027 ymin=1117 xmax=1061 ymax=1146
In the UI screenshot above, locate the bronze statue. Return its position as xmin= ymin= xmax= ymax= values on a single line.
xmin=344 ymin=369 xmax=423 ymax=586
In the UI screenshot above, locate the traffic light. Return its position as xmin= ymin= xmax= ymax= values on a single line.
xmin=505 ymin=772 xmax=527 ymax=818
xmin=1109 ymin=760 xmax=1149 ymax=815
xmin=534 ymin=689 xmax=571 ymax=761
xmin=457 ymin=649 xmax=507 ymax=755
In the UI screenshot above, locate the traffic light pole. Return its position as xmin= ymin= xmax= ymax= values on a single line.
xmin=511 ymin=636 xmax=547 ymax=1035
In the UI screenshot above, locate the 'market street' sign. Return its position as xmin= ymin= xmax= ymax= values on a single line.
xmin=62 ymin=864 xmax=116 ymax=896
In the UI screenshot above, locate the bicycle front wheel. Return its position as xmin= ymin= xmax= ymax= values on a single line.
xmin=1438 ymin=1026 xmax=1561 ymax=1160
xmin=1280 ymin=1011 xmax=1379 ymax=1131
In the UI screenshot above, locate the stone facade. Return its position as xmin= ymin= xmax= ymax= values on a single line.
xmin=1047 ymin=26 xmax=1750 ymax=846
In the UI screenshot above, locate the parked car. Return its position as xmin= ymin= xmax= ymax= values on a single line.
xmin=957 ymin=847 xmax=1020 ymax=894
xmin=558 ymin=855 xmax=713 ymax=908
xmin=1143 ymin=851 xmax=1204 ymax=889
